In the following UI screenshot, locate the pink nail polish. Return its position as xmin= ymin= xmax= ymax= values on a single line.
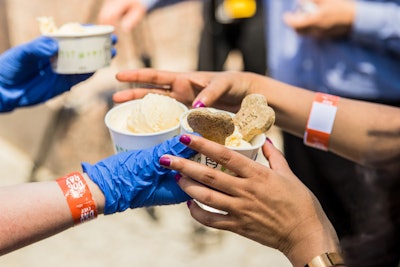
xmin=193 ymin=100 xmax=206 ymax=108
xmin=159 ymin=156 xmax=171 ymax=167
xmin=266 ymin=137 xmax=274 ymax=145
xmin=179 ymin=134 xmax=191 ymax=145
xmin=174 ymin=173 xmax=182 ymax=182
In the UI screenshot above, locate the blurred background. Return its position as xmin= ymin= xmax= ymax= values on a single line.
xmin=0 ymin=0 xmax=287 ymax=266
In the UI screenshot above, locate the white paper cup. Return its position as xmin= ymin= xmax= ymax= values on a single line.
xmin=180 ymin=108 xmax=266 ymax=213
xmin=44 ymin=25 xmax=114 ymax=74
xmin=105 ymin=100 xmax=188 ymax=153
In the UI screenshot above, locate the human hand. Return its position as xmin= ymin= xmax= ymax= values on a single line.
xmin=284 ymin=0 xmax=356 ymax=39
xmin=0 ymin=37 xmax=93 ymax=112
xmin=113 ymin=69 xmax=262 ymax=113
xmin=0 ymin=35 xmax=117 ymax=112
xmin=98 ymin=0 xmax=147 ymax=33
xmin=160 ymin=134 xmax=340 ymax=267
xmin=81 ymin=135 xmax=198 ymax=215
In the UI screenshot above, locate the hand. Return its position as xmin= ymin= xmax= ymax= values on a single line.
xmin=113 ymin=69 xmax=262 ymax=112
xmin=0 ymin=37 xmax=90 ymax=112
xmin=160 ymin=134 xmax=340 ymax=267
xmin=0 ymin=35 xmax=118 ymax=112
xmin=284 ymin=0 xmax=356 ymax=39
xmin=81 ymin=135 xmax=198 ymax=214
xmin=98 ymin=0 xmax=147 ymax=33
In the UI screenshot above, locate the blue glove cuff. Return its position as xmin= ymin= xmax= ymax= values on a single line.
xmin=82 ymin=135 xmax=197 ymax=215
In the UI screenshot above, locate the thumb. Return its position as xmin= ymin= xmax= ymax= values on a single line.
xmin=153 ymin=134 xmax=198 ymax=168
xmin=191 ymin=75 xmax=229 ymax=108
xmin=20 ymin=36 xmax=58 ymax=59
xmin=262 ymin=138 xmax=292 ymax=172
xmin=147 ymin=173 xmax=192 ymax=206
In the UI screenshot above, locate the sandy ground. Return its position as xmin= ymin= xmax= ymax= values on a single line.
xmin=0 ymin=0 xmax=291 ymax=266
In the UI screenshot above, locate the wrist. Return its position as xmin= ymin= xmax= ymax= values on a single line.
xmin=82 ymin=173 xmax=105 ymax=215
xmin=56 ymin=172 xmax=103 ymax=225
xmin=285 ymin=216 xmax=341 ymax=267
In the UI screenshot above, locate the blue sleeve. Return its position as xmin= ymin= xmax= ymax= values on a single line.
xmin=146 ymin=0 xmax=192 ymax=12
xmin=351 ymin=1 xmax=400 ymax=56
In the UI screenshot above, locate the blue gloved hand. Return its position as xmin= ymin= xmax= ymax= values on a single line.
xmin=0 ymin=35 xmax=117 ymax=112
xmin=82 ymin=135 xmax=197 ymax=215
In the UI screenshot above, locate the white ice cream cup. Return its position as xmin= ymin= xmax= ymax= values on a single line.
xmin=180 ymin=108 xmax=266 ymax=214
xmin=44 ymin=25 xmax=114 ymax=74
xmin=105 ymin=99 xmax=188 ymax=153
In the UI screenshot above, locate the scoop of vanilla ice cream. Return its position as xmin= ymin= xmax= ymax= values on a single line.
xmin=57 ymin=23 xmax=86 ymax=34
xmin=225 ymin=128 xmax=252 ymax=148
xmin=127 ymin=94 xmax=185 ymax=133
xmin=37 ymin=17 xmax=88 ymax=34
xmin=37 ymin=17 xmax=58 ymax=34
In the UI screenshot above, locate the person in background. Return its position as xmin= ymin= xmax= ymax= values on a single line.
xmin=98 ymin=0 xmax=148 ymax=33
xmin=98 ymin=0 xmax=267 ymax=74
xmin=197 ymin=0 xmax=266 ymax=74
xmin=98 ymin=0 xmax=181 ymax=33
xmin=111 ymin=68 xmax=400 ymax=266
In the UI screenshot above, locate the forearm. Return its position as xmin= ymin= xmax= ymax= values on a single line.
xmin=0 ymin=173 xmax=104 ymax=256
xmin=247 ymin=73 xmax=400 ymax=168
xmin=330 ymin=99 xmax=400 ymax=168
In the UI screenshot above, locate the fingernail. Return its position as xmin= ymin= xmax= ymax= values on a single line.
xmin=193 ymin=100 xmax=206 ymax=108
xmin=186 ymin=200 xmax=192 ymax=208
xmin=174 ymin=173 xmax=182 ymax=182
xmin=159 ymin=156 xmax=171 ymax=167
xmin=266 ymin=137 xmax=274 ymax=145
xmin=179 ymin=134 xmax=191 ymax=145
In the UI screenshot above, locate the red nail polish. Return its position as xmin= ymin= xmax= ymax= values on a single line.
xmin=174 ymin=173 xmax=182 ymax=182
xmin=179 ymin=134 xmax=191 ymax=145
xmin=193 ymin=100 xmax=206 ymax=108
xmin=159 ymin=156 xmax=171 ymax=167
xmin=186 ymin=200 xmax=192 ymax=208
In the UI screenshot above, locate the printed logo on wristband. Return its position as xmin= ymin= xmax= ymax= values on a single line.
xmin=304 ymin=93 xmax=340 ymax=151
xmin=57 ymin=172 xmax=98 ymax=225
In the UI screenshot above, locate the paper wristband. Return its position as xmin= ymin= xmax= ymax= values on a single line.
xmin=57 ymin=172 xmax=98 ymax=225
xmin=304 ymin=93 xmax=340 ymax=151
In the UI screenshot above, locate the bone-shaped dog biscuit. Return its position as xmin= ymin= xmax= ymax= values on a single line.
xmin=233 ymin=94 xmax=275 ymax=142
xmin=187 ymin=109 xmax=235 ymax=145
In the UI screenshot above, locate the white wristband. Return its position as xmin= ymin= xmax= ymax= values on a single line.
xmin=304 ymin=93 xmax=340 ymax=151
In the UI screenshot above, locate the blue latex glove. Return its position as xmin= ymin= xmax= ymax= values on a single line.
xmin=82 ymin=135 xmax=197 ymax=215
xmin=0 ymin=35 xmax=117 ymax=112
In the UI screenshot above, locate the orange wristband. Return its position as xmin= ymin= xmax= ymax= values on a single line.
xmin=57 ymin=172 xmax=98 ymax=225
xmin=304 ymin=93 xmax=340 ymax=151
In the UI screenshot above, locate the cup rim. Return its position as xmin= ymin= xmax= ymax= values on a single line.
xmin=43 ymin=25 xmax=114 ymax=38
xmin=105 ymin=99 xmax=189 ymax=137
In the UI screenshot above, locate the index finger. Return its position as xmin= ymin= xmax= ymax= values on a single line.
xmin=182 ymin=134 xmax=263 ymax=178
xmin=116 ymin=68 xmax=181 ymax=85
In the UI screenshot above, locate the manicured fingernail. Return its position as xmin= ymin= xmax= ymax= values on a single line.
xmin=159 ymin=156 xmax=171 ymax=167
xmin=193 ymin=100 xmax=206 ymax=108
xmin=266 ymin=137 xmax=274 ymax=145
xmin=179 ymin=134 xmax=191 ymax=145
xmin=186 ymin=200 xmax=192 ymax=208
xmin=174 ymin=173 xmax=182 ymax=182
